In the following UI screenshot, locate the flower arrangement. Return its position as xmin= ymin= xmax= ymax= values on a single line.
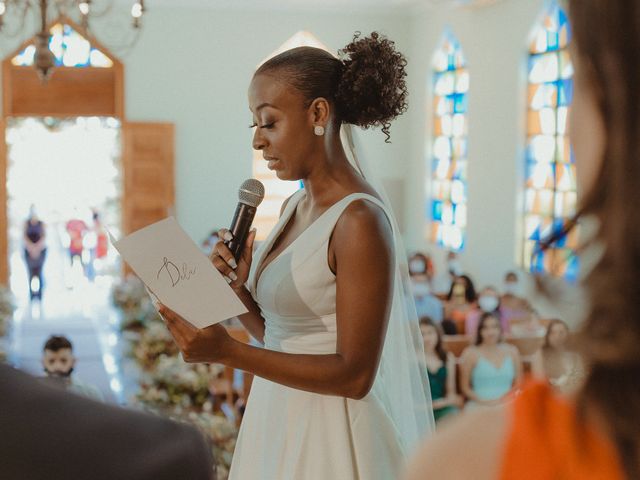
xmin=130 ymin=321 xmax=179 ymax=370
xmin=140 ymin=404 xmax=237 ymax=480
xmin=111 ymin=275 xmax=161 ymax=331
xmin=186 ymin=410 xmax=237 ymax=480
xmin=0 ymin=285 xmax=15 ymax=337
xmin=136 ymin=354 xmax=223 ymax=410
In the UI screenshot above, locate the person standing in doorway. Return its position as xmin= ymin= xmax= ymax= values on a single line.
xmin=23 ymin=205 xmax=47 ymax=301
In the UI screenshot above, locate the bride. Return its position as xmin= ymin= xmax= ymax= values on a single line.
xmin=159 ymin=31 xmax=435 ymax=479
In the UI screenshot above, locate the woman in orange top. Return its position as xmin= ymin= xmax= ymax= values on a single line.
xmin=405 ymin=0 xmax=638 ymax=478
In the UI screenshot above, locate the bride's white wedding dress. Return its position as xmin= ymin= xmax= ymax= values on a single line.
xmin=229 ymin=188 xmax=432 ymax=479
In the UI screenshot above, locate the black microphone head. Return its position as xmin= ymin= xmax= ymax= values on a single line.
xmin=238 ymin=179 xmax=265 ymax=207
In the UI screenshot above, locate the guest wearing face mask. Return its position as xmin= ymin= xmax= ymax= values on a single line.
xmin=408 ymin=252 xmax=434 ymax=284
xmin=444 ymin=274 xmax=476 ymax=334
xmin=465 ymin=286 xmax=508 ymax=338
xmin=410 ymin=253 xmax=443 ymax=324
xmin=41 ymin=335 xmax=103 ymax=402
xmin=500 ymin=271 xmax=532 ymax=326
xmin=433 ymin=251 xmax=463 ymax=297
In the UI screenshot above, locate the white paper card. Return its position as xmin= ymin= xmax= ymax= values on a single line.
xmin=110 ymin=217 xmax=247 ymax=328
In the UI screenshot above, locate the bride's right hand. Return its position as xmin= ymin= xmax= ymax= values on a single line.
xmin=210 ymin=228 xmax=257 ymax=290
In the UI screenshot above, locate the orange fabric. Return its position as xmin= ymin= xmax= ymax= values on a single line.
xmin=500 ymin=381 xmax=624 ymax=480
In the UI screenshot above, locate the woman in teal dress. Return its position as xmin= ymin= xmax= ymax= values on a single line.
xmin=420 ymin=317 xmax=463 ymax=422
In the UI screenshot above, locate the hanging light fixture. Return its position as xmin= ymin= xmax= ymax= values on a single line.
xmin=0 ymin=0 xmax=146 ymax=82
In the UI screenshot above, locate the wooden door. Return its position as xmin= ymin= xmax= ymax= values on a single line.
xmin=0 ymin=120 xmax=7 ymax=285
xmin=122 ymin=122 xmax=175 ymax=236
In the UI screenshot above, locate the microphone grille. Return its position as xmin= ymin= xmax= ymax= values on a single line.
xmin=238 ymin=178 xmax=265 ymax=207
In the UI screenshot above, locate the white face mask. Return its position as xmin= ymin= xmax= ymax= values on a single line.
xmin=409 ymin=260 xmax=426 ymax=274
xmin=412 ymin=280 xmax=431 ymax=298
xmin=448 ymin=260 xmax=463 ymax=276
xmin=478 ymin=295 xmax=500 ymax=312
xmin=503 ymin=282 xmax=521 ymax=296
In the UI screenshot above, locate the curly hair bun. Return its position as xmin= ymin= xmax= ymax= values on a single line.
xmin=336 ymin=32 xmax=409 ymax=142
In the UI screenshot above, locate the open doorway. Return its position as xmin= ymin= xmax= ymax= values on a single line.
xmin=6 ymin=116 xmax=122 ymax=310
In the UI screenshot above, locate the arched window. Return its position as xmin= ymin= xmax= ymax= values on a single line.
xmin=523 ymin=2 xmax=578 ymax=281
xmin=428 ymin=30 xmax=469 ymax=252
xmin=252 ymin=31 xmax=329 ymax=241
xmin=12 ymin=23 xmax=113 ymax=68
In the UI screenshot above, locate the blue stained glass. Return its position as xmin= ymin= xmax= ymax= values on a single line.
xmin=432 ymin=200 xmax=443 ymax=222
xmin=547 ymin=31 xmax=559 ymax=51
xmin=448 ymin=53 xmax=456 ymax=71
xmin=565 ymin=254 xmax=579 ymax=282
xmin=552 ymin=218 xmax=568 ymax=246
xmin=558 ymin=78 xmax=573 ymax=106
xmin=558 ymin=8 xmax=569 ymax=34
xmin=452 ymin=160 xmax=467 ymax=181
xmin=454 ymin=93 xmax=468 ymax=113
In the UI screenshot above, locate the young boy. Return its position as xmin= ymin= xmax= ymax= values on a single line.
xmin=42 ymin=335 xmax=103 ymax=402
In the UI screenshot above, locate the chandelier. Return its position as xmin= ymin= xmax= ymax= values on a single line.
xmin=0 ymin=0 xmax=145 ymax=81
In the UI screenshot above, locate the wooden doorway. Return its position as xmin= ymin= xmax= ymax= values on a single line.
xmin=0 ymin=16 xmax=174 ymax=285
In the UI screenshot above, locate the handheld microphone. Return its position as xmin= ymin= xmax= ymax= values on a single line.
xmin=227 ymin=179 xmax=265 ymax=261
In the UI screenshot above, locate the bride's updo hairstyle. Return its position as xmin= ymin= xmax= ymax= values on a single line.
xmin=255 ymin=31 xmax=408 ymax=142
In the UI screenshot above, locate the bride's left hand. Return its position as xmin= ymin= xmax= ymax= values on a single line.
xmin=158 ymin=304 xmax=233 ymax=364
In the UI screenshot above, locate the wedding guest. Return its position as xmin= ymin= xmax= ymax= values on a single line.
xmin=443 ymin=274 xmax=476 ymax=334
xmin=433 ymin=251 xmax=463 ymax=296
xmin=23 ymin=205 xmax=47 ymax=301
xmin=408 ymin=252 xmax=434 ymax=284
xmin=420 ymin=317 xmax=463 ymax=422
xmin=464 ymin=286 xmax=507 ymax=337
xmin=531 ymin=319 xmax=584 ymax=393
xmin=42 ymin=335 xmax=103 ymax=402
xmin=500 ymin=271 xmax=532 ymax=326
xmin=411 ymin=255 xmax=443 ymax=324
xmin=0 ymin=363 xmax=213 ymax=479
xmin=459 ymin=312 xmax=522 ymax=408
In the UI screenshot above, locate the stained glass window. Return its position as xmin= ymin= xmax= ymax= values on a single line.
xmin=252 ymin=31 xmax=329 ymax=240
xmin=523 ymin=2 xmax=578 ymax=281
xmin=428 ymin=30 xmax=468 ymax=252
xmin=12 ymin=23 xmax=113 ymax=68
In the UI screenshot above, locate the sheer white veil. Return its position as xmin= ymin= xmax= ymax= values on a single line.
xmin=340 ymin=124 xmax=435 ymax=453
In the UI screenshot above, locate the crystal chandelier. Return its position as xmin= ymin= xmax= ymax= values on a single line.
xmin=0 ymin=0 xmax=145 ymax=82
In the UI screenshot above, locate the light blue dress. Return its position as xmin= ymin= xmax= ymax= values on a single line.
xmin=471 ymin=351 xmax=515 ymax=401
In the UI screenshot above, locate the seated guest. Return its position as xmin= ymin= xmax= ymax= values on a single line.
xmin=464 ymin=286 xmax=507 ymax=338
xmin=500 ymin=271 xmax=533 ymax=326
xmin=531 ymin=319 xmax=584 ymax=394
xmin=408 ymin=252 xmax=434 ymax=284
xmin=420 ymin=317 xmax=463 ymax=422
xmin=459 ymin=312 xmax=522 ymax=408
xmin=0 ymin=364 xmax=213 ymax=479
xmin=411 ymin=257 xmax=443 ymax=323
xmin=432 ymin=251 xmax=463 ymax=296
xmin=41 ymin=335 xmax=103 ymax=401
xmin=443 ymin=274 xmax=477 ymax=334
xmin=509 ymin=308 xmax=546 ymax=337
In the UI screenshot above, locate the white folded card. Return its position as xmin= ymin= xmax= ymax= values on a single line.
xmin=109 ymin=217 xmax=247 ymax=328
